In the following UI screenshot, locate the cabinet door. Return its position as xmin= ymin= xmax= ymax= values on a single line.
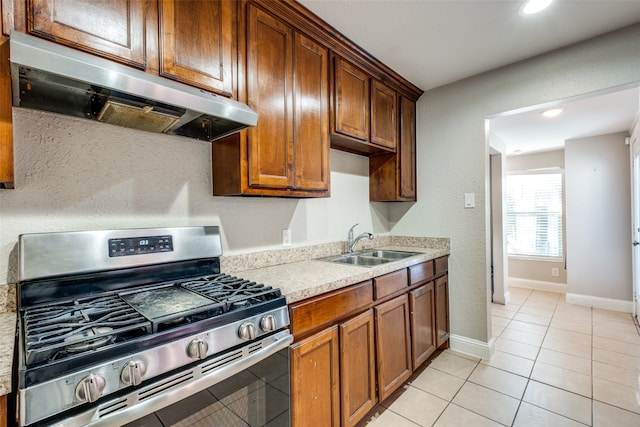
xmin=398 ymin=96 xmax=416 ymax=200
xmin=246 ymin=5 xmax=294 ymax=189
xmin=291 ymin=326 xmax=340 ymax=427
xmin=410 ymin=282 xmax=436 ymax=370
xmin=333 ymin=57 xmax=369 ymax=141
xmin=0 ymin=36 xmax=12 ymax=188
xmin=159 ymin=0 xmax=233 ymax=96
xmin=340 ymin=310 xmax=376 ymax=427
xmin=28 ymin=0 xmax=147 ymax=68
xmin=293 ymin=32 xmax=330 ymax=191
xmin=435 ymin=275 xmax=450 ymax=347
xmin=375 ymin=294 xmax=412 ymax=402
xmin=368 ymin=96 xmax=416 ymax=201
xmin=370 ymin=80 xmax=397 ymax=150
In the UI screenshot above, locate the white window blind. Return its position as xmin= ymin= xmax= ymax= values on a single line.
xmin=506 ymin=173 xmax=563 ymax=259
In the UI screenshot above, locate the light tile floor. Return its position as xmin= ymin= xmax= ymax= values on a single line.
xmin=357 ymin=287 xmax=640 ymax=427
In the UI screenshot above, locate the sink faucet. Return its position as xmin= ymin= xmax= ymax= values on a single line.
xmin=347 ymin=223 xmax=374 ymax=254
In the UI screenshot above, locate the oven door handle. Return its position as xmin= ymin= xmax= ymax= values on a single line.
xmin=49 ymin=330 xmax=293 ymax=427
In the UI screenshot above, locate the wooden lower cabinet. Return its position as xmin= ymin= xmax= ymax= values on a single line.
xmin=410 ymin=282 xmax=436 ymax=370
xmin=290 ymin=326 xmax=340 ymax=427
xmin=0 ymin=394 xmax=6 ymax=427
xmin=290 ymin=260 xmax=449 ymax=426
xmin=435 ymin=274 xmax=450 ymax=347
xmin=374 ymin=294 xmax=412 ymax=402
xmin=339 ymin=310 xmax=376 ymax=427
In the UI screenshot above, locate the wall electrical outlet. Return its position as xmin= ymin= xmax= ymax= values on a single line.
xmin=282 ymin=229 xmax=292 ymax=247
xmin=551 ymin=267 xmax=559 ymax=277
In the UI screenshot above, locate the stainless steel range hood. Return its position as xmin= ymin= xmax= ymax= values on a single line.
xmin=9 ymin=32 xmax=257 ymax=141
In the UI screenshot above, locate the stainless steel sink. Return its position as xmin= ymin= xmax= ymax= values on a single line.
xmin=327 ymin=254 xmax=389 ymax=266
xmin=323 ymin=250 xmax=421 ymax=267
xmin=359 ymin=250 xmax=422 ymax=259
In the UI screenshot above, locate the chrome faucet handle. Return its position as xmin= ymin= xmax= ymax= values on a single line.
xmin=347 ymin=223 xmax=359 ymax=241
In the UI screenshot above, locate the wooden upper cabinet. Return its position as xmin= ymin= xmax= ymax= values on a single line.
xmin=369 ymin=96 xmax=416 ymax=201
xmin=370 ymin=80 xmax=397 ymax=150
xmin=333 ymin=57 xmax=369 ymax=142
xmin=0 ymin=35 xmax=13 ymax=189
xmin=331 ymin=55 xmax=401 ymax=157
xmin=246 ymin=5 xmax=293 ymax=190
xmin=159 ymin=0 xmax=234 ymax=96
xmin=398 ymin=96 xmax=417 ymax=200
xmin=212 ymin=2 xmax=329 ymax=197
xmin=293 ymin=31 xmax=329 ymax=192
xmin=27 ymin=0 xmax=147 ymax=68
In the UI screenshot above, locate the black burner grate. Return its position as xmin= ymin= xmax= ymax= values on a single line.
xmin=23 ymin=294 xmax=151 ymax=366
xmin=177 ymin=273 xmax=282 ymax=311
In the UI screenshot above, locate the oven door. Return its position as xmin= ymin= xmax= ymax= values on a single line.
xmin=36 ymin=331 xmax=292 ymax=427
xmin=126 ymin=346 xmax=290 ymax=427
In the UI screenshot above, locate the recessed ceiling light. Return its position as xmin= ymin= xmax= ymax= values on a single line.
xmin=542 ymin=107 xmax=563 ymax=118
xmin=520 ymin=0 xmax=553 ymax=15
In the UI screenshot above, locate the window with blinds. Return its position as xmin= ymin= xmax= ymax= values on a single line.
xmin=506 ymin=173 xmax=563 ymax=259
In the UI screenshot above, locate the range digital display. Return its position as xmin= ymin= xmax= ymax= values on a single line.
xmin=108 ymin=235 xmax=173 ymax=257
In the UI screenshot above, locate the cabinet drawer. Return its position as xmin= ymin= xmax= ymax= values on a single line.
xmin=409 ymin=261 xmax=434 ymax=286
xmin=435 ymin=256 xmax=448 ymax=276
xmin=289 ymin=280 xmax=373 ymax=339
xmin=374 ymin=269 xmax=408 ymax=300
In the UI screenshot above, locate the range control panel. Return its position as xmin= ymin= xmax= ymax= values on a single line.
xmin=109 ymin=235 xmax=173 ymax=257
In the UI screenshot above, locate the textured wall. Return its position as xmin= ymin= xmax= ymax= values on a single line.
xmin=0 ymin=109 xmax=388 ymax=283
xmin=565 ymin=132 xmax=632 ymax=300
xmin=390 ymin=23 xmax=640 ymax=342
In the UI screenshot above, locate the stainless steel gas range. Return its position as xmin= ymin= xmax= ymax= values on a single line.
xmin=15 ymin=226 xmax=292 ymax=427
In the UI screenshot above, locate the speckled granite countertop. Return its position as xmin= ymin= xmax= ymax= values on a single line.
xmin=223 ymin=236 xmax=450 ymax=303
xmin=0 ymin=284 xmax=16 ymax=396
xmin=228 ymin=246 xmax=449 ymax=303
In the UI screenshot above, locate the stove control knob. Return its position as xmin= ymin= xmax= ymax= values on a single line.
xmin=238 ymin=322 xmax=256 ymax=340
xmin=75 ymin=374 xmax=106 ymax=403
xmin=187 ymin=339 xmax=209 ymax=360
xmin=121 ymin=359 xmax=147 ymax=386
xmin=260 ymin=315 xmax=277 ymax=332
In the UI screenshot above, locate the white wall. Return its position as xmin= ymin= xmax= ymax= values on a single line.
xmin=0 ymin=108 xmax=389 ymax=283
xmin=390 ymin=23 xmax=640 ymax=343
xmin=565 ymin=132 xmax=632 ymax=301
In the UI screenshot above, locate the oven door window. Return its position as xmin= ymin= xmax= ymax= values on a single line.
xmin=125 ymin=348 xmax=290 ymax=427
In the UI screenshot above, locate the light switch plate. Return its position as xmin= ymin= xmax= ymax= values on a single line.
xmin=464 ymin=193 xmax=475 ymax=208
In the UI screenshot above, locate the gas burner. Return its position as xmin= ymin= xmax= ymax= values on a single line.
xmin=64 ymin=327 xmax=114 ymax=353
xmin=23 ymin=295 xmax=152 ymax=366
xmin=178 ymin=274 xmax=282 ymax=312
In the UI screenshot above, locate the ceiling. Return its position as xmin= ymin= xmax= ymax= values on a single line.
xmin=298 ymin=0 xmax=640 ymax=154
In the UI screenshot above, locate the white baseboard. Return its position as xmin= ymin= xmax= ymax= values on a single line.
xmin=509 ymin=278 xmax=567 ymax=294
xmin=449 ymin=334 xmax=494 ymax=360
xmin=565 ymin=293 xmax=634 ymax=313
